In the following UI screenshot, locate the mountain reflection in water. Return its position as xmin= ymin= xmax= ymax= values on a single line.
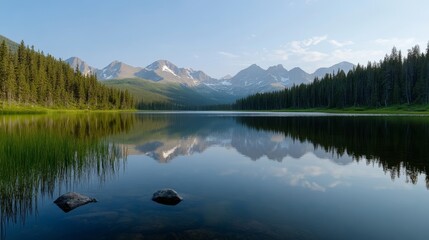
xmin=127 ymin=114 xmax=429 ymax=188
xmin=2 ymin=112 xmax=429 ymax=239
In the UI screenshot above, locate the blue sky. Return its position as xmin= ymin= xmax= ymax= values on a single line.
xmin=1 ymin=0 xmax=429 ymax=78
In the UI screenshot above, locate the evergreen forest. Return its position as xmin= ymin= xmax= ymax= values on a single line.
xmin=0 ymin=40 xmax=134 ymax=109
xmin=233 ymin=43 xmax=429 ymax=110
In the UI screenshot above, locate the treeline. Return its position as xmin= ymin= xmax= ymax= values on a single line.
xmin=137 ymin=101 xmax=188 ymax=110
xmin=137 ymin=101 xmax=233 ymax=110
xmin=0 ymin=40 xmax=134 ymax=109
xmin=233 ymin=43 xmax=429 ymax=110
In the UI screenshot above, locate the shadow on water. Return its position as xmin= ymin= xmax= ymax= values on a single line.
xmin=236 ymin=116 xmax=429 ymax=188
xmin=0 ymin=113 xmax=135 ymax=239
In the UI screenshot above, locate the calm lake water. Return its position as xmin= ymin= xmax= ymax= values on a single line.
xmin=1 ymin=112 xmax=429 ymax=239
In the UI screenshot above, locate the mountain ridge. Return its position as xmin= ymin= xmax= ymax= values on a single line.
xmin=66 ymin=56 xmax=355 ymax=103
xmin=66 ymin=56 xmax=354 ymax=84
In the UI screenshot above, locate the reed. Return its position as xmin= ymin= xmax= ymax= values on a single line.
xmin=0 ymin=113 xmax=135 ymax=237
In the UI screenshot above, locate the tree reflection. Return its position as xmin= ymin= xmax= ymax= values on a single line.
xmin=237 ymin=116 xmax=429 ymax=188
xmin=0 ymin=113 xmax=134 ymax=238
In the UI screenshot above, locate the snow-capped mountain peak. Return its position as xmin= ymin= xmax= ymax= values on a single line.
xmin=66 ymin=56 xmax=355 ymax=102
xmin=162 ymin=65 xmax=179 ymax=77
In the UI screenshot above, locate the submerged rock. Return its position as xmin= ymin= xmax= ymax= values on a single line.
xmin=54 ymin=192 xmax=97 ymax=213
xmin=152 ymin=189 xmax=183 ymax=205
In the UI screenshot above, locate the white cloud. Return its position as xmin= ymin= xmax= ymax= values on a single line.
xmin=231 ymin=36 xmax=415 ymax=73
xmin=329 ymin=39 xmax=354 ymax=48
xmin=284 ymin=36 xmax=330 ymax=63
xmin=218 ymin=51 xmax=239 ymax=58
xmin=295 ymin=35 xmax=328 ymax=48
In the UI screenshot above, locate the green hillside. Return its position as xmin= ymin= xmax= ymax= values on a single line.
xmin=104 ymin=78 xmax=169 ymax=103
xmin=104 ymin=78 xmax=236 ymax=107
xmin=0 ymin=38 xmax=134 ymax=110
xmin=0 ymin=34 xmax=19 ymax=52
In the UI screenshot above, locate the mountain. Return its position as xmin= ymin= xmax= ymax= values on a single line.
xmin=103 ymin=78 xmax=237 ymax=106
xmin=226 ymin=64 xmax=275 ymax=96
xmin=136 ymin=60 xmax=215 ymax=86
xmin=205 ymin=64 xmax=315 ymax=97
xmin=206 ymin=62 xmax=355 ymax=97
xmin=98 ymin=61 xmax=142 ymax=79
xmin=312 ymin=61 xmax=355 ymax=79
xmin=67 ymin=58 xmax=218 ymax=87
xmin=66 ymin=57 xmax=355 ymax=105
xmin=66 ymin=58 xmax=234 ymax=105
xmin=0 ymin=34 xmax=19 ymax=52
xmin=65 ymin=57 xmax=98 ymax=76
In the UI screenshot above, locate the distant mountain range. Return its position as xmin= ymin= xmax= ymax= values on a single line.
xmin=66 ymin=57 xmax=354 ymax=104
xmin=65 ymin=57 xmax=216 ymax=86
xmin=1 ymin=34 xmax=355 ymax=105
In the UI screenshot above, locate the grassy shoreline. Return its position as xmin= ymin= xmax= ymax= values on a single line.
xmin=0 ymin=104 xmax=136 ymax=115
xmin=2 ymin=104 xmax=429 ymax=115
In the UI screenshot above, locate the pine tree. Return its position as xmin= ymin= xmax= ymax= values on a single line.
xmin=233 ymin=44 xmax=429 ymax=110
xmin=0 ymin=40 xmax=134 ymax=109
xmin=0 ymin=41 xmax=8 ymax=102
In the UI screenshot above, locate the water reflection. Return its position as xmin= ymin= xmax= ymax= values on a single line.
xmin=128 ymin=114 xmax=429 ymax=187
xmin=126 ymin=114 xmax=353 ymax=163
xmin=0 ymin=114 xmax=134 ymax=237
xmin=2 ymin=112 xmax=429 ymax=239
xmin=237 ymin=116 xmax=429 ymax=187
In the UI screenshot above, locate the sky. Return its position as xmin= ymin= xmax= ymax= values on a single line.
xmin=1 ymin=0 xmax=429 ymax=78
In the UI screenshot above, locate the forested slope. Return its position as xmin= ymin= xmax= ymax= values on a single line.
xmin=0 ymin=40 xmax=134 ymax=109
xmin=233 ymin=44 xmax=429 ymax=110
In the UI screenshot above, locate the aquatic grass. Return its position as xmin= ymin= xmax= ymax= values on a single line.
xmin=0 ymin=114 xmax=135 ymax=237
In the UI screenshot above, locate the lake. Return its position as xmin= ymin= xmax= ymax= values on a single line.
xmin=1 ymin=112 xmax=429 ymax=239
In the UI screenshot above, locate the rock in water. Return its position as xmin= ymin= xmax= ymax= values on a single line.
xmin=54 ymin=192 xmax=97 ymax=213
xmin=152 ymin=189 xmax=183 ymax=205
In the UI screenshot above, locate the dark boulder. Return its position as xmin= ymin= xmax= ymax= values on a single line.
xmin=152 ymin=189 xmax=183 ymax=205
xmin=54 ymin=192 xmax=97 ymax=213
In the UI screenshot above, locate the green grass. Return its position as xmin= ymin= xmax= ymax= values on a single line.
xmin=0 ymin=104 xmax=48 ymax=114
xmin=0 ymin=103 xmax=136 ymax=115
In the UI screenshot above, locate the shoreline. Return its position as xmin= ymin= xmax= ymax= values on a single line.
xmin=0 ymin=105 xmax=136 ymax=115
xmin=2 ymin=104 xmax=429 ymax=115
